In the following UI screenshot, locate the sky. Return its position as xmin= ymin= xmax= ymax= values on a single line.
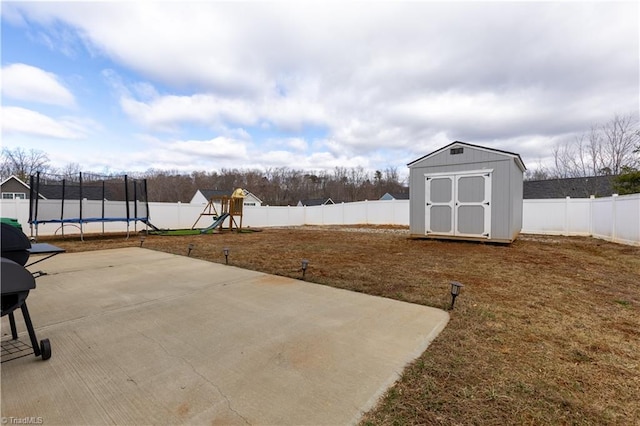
xmin=1 ymin=1 xmax=638 ymax=181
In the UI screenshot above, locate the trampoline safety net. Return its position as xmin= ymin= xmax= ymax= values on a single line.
xmin=28 ymin=172 xmax=149 ymax=237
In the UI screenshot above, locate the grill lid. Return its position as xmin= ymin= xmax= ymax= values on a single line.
xmin=1 ymin=257 xmax=36 ymax=294
xmin=1 ymin=223 xmax=31 ymax=265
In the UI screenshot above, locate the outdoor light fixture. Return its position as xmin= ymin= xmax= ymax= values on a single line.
xmin=188 ymin=243 xmax=194 ymax=256
xmin=301 ymin=259 xmax=309 ymax=279
xmin=223 ymin=247 xmax=230 ymax=265
xmin=139 ymin=236 xmax=145 ymax=247
xmin=449 ymin=281 xmax=464 ymax=310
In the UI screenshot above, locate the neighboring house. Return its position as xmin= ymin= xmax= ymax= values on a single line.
xmin=190 ymin=189 xmax=263 ymax=207
xmin=1 ymin=175 xmax=30 ymax=199
xmin=297 ymin=198 xmax=335 ymax=207
xmin=523 ymin=175 xmax=616 ymax=199
xmin=379 ymin=192 xmax=409 ymax=201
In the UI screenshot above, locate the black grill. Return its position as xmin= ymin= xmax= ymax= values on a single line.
xmin=1 ymin=223 xmax=51 ymax=361
xmin=1 ymin=222 xmax=32 ymax=266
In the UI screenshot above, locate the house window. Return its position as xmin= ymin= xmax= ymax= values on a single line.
xmin=2 ymin=192 xmax=26 ymax=199
xmin=450 ymin=147 xmax=464 ymax=155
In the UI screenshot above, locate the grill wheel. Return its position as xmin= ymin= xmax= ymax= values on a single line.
xmin=40 ymin=339 xmax=51 ymax=360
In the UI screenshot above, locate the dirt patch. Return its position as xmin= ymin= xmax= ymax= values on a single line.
xmin=37 ymin=227 xmax=640 ymax=425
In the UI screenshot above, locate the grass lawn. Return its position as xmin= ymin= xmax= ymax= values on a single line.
xmin=39 ymin=226 xmax=640 ymax=425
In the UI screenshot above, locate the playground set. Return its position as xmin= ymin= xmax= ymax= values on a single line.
xmin=191 ymin=188 xmax=245 ymax=233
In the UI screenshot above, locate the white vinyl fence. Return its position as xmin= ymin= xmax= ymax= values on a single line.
xmin=2 ymin=194 xmax=638 ymax=246
xmin=522 ymin=194 xmax=640 ymax=246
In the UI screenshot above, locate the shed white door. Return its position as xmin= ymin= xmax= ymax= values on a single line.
xmin=425 ymin=171 xmax=492 ymax=238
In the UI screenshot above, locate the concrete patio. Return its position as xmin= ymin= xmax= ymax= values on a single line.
xmin=1 ymin=248 xmax=449 ymax=425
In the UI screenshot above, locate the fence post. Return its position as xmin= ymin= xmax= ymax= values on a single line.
xmin=365 ymin=200 xmax=369 ymax=224
xmin=564 ymin=197 xmax=570 ymax=236
xmin=589 ymin=195 xmax=595 ymax=236
xmin=391 ymin=199 xmax=395 ymax=225
xmin=611 ymin=194 xmax=618 ymax=243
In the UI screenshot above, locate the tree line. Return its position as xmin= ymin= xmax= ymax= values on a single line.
xmin=141 ymin=166 xmax=406 ymax=204
xmin=3 ymin=113 xmax=638 ymax=201
xmin=0 ymin=150 xmax=406 ymax=205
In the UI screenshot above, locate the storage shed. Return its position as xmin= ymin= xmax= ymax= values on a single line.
xmin=408 ymin=141 xmax=526 ymax=243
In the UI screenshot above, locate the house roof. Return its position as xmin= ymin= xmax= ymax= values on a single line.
xmin=36 ymin=184 xmax=113 ymax=200
xmin=380 ymin=192 xmax=409 ymax=200
xmin=1 ymin=175 xmax=31 ymax=190
xmin=383 ymin=192 xmax=409 ymax=200
xmin=523 ymin=175 xmax=615 ymax=199
xmin=199 ymin=189 xmax=235 ymax=199
xmin=197 ymin=189 xmax=262 ymax=203
xmin=298 ymin=198 xmax=334 ymax=206
xmin=407 ymin=141 xmax=527 ymax=172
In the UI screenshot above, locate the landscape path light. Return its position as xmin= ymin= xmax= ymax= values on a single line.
xmin=139 ymin=236 xmax=145 ymax=247
xmin=301 ymin=259 xmax=309 ymax=279
xmin=188 ymin=243 xmax=194 ymax=256
xmin=223 ymin=247 xmax=230 ymax=265
xmin=449 ymin=281 xmax=464 ymax=310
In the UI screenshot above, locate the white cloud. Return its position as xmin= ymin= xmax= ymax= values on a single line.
xmin=1 ymin=106 xmax=85 ymax=139
xmin=281 ymin=138 xmax=308 ymax=152
xmin=116 ymin=80 xmax=327 ymax=135
xmin=96 ymin=136 xmax=251 ymax=172
xmin=119 ymin=93 xmax=257 ymax=131
xmin=2 ymin=63 xmax=75 ymax=107
xmin=168 ymin=136 xmax=248 ymax=160
xmin=3 ymin=2 xmax=638 ymax=175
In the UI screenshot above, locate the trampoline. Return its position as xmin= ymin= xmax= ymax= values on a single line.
xmin=28 ymin=172 xmax=150 ymax=240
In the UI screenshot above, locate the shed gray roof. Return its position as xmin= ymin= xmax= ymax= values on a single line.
xmin=408 ymin=141 xmax=526 ymax=172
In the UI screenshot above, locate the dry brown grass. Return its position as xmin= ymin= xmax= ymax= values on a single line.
xmin=38 ymin=226 xmax=640 ymax=425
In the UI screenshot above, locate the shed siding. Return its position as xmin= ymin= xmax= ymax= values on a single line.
xmin=510 ymin=163 xmax=524 ymax=238
xmin=410 ymin=145 xmax=510 ymax=169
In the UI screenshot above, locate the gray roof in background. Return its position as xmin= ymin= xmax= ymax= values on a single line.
xmin=381 ymin=192 xmax=409 ymax=200
xmin=298 ymin=198 xmax=334 ymax=206
xmin=523 ymin=175 xmax=615 ymax=199
xmin=199 ymin=189 xmax=235 ymax=199
xmin=37 ymin=184 xmax=111 ymax=200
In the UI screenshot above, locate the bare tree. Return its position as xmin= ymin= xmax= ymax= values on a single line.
xmin=524 ymin=158 xmax=551 ymax=181
xmin=601 ymin=113 xmax=640 ymax=174
xmin=552 ymin=113 xmax=639 ymax=178
xmin=1 ymin=147 xmax=50 ymax=181
xmin=55 ymin=162 xmax=82 ymax=179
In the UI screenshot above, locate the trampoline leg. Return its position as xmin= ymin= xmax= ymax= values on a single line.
xmin=20 ymin=303 xmax=42 ymax=357
xmin=8 ymin=312 xmax=18 ymax=340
